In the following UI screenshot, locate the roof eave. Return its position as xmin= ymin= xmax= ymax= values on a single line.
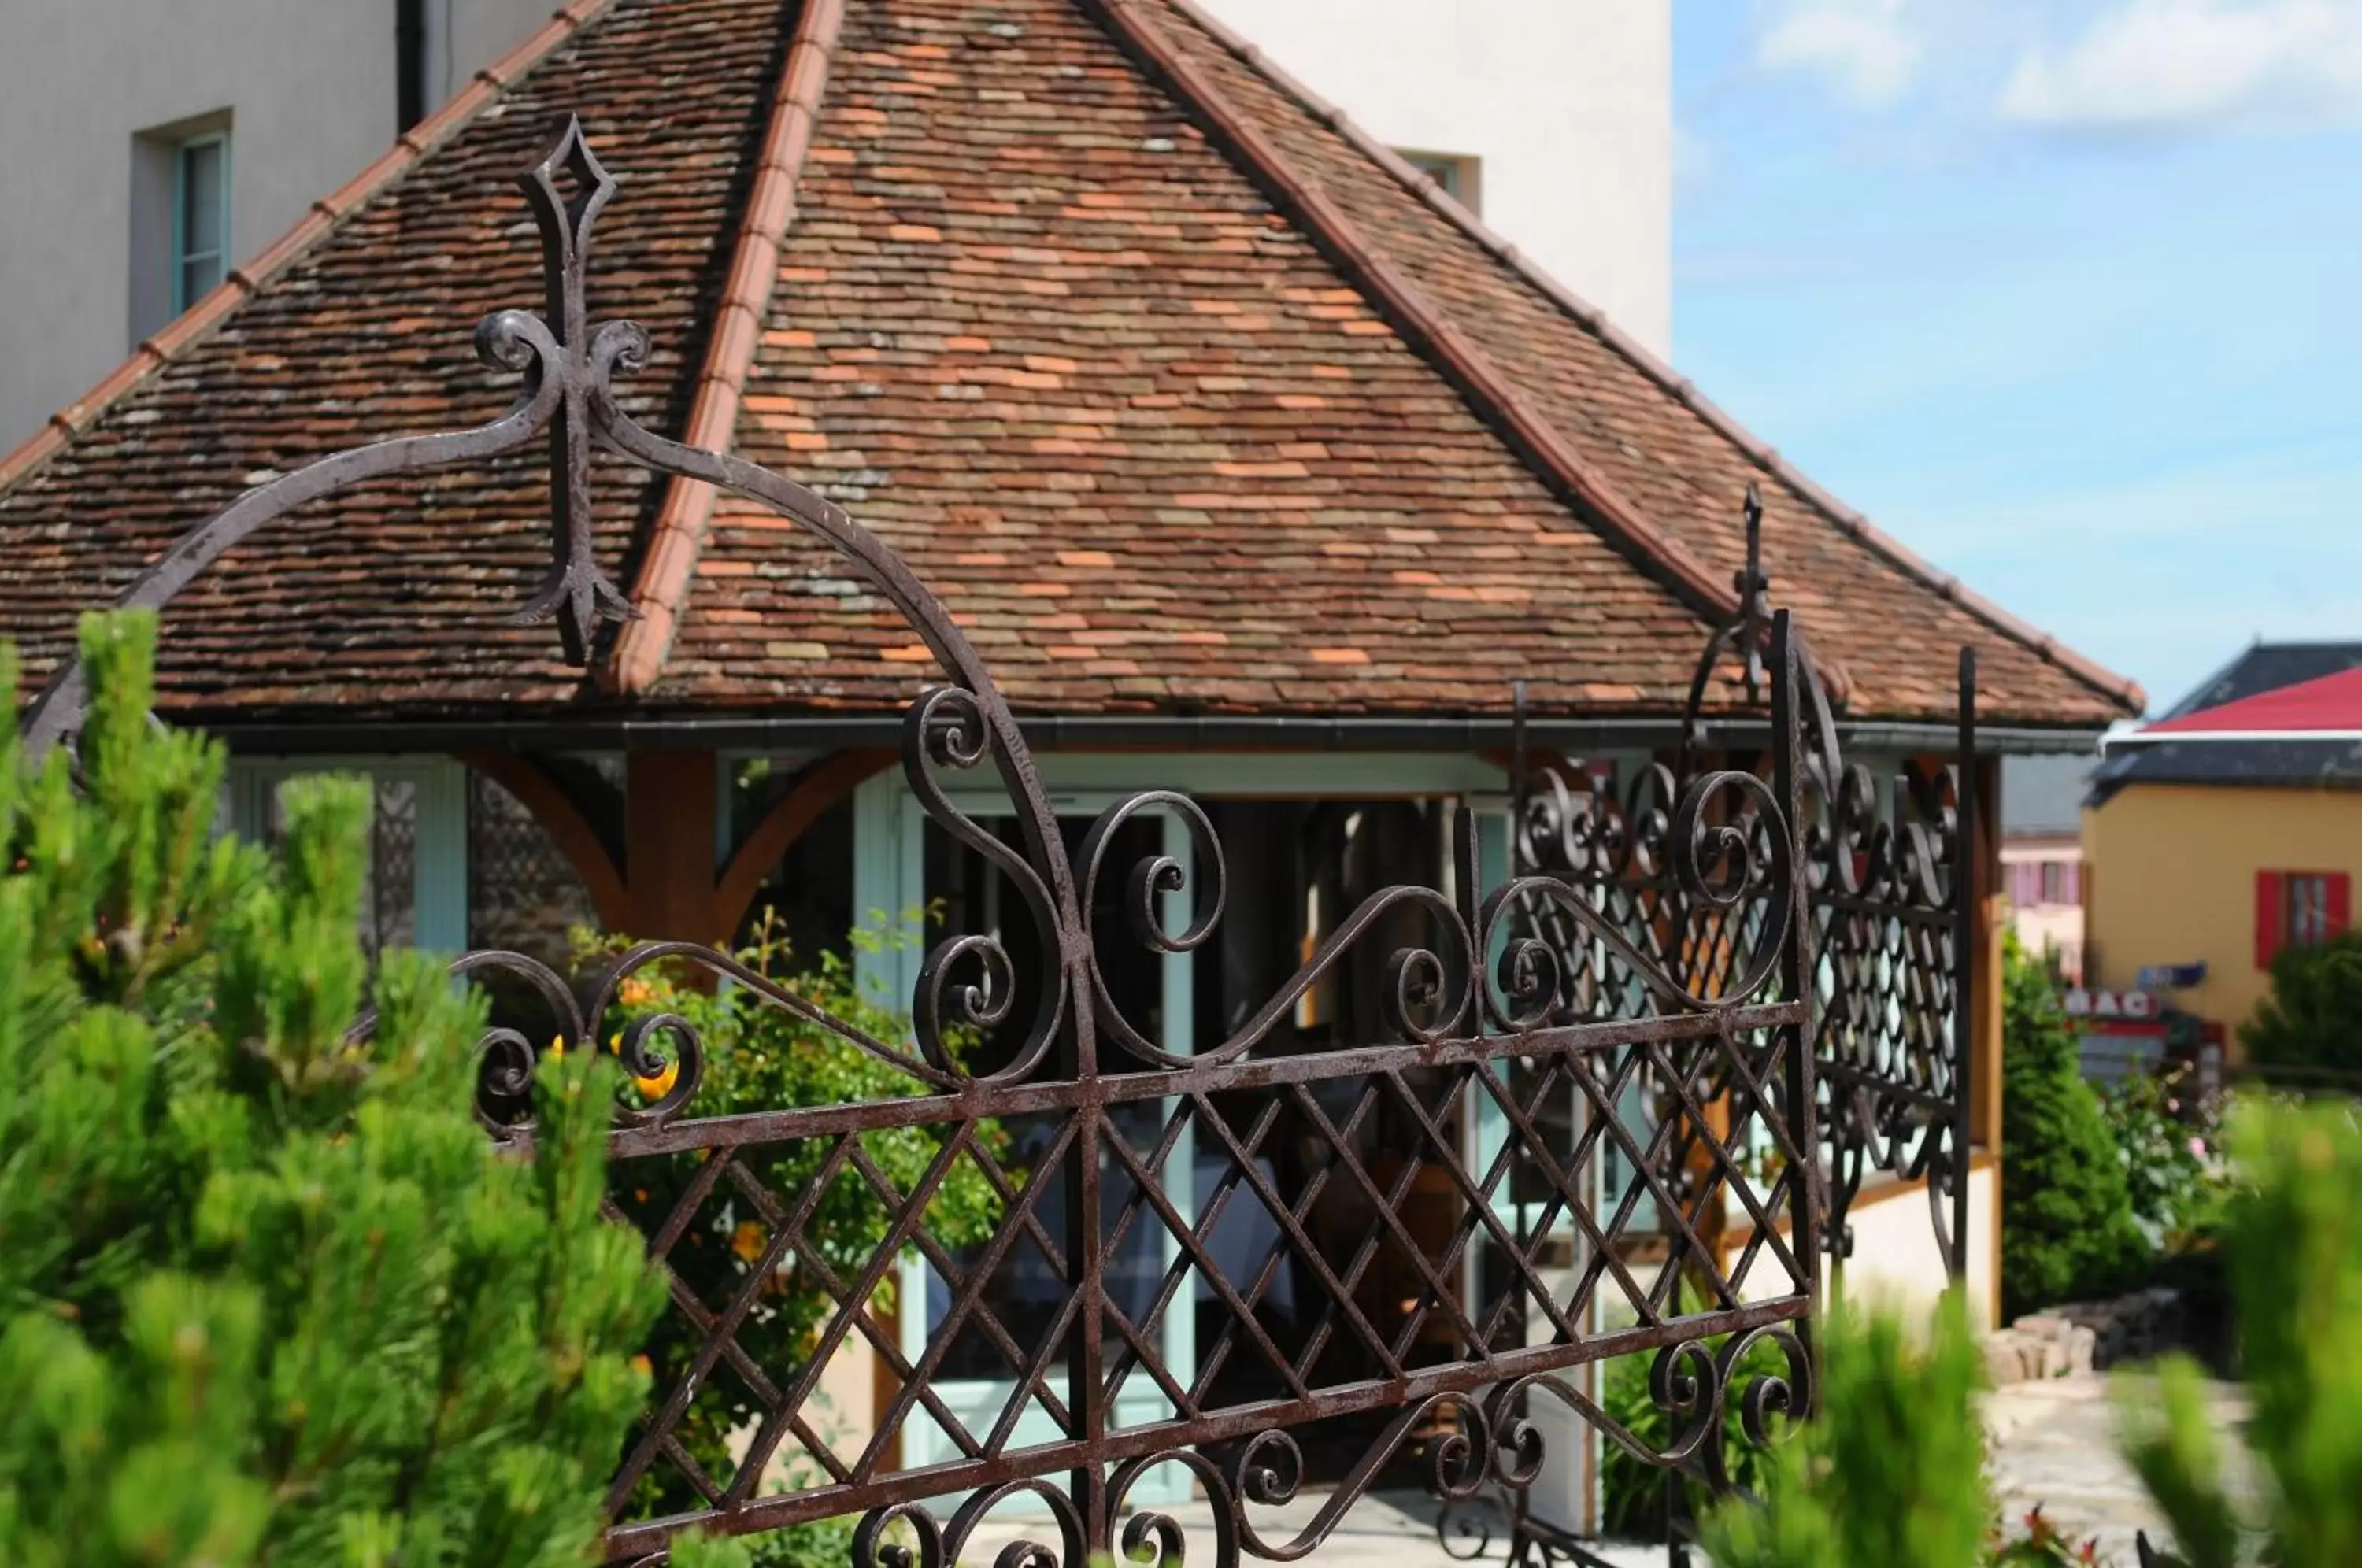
xmin=1153 ymin=0 xmax=2145 ymax=721
xmin=0 ymin=0 xmax=623 ymax=497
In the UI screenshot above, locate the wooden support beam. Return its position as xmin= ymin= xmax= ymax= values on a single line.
xmin=1970 ymin=753 xmax=2005 ymax=1150
xmin=460 ymin=748 xmax=877 ymax=947
xmin=713 ymin=749 xmax=894 ymax=940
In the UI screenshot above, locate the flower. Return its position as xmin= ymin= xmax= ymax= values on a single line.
xmin=635 ymin=1057 xmax=680 ymax=1100
xmin=2189 ymin=1137 xmax=2208 ymax=1158
xmin=631 ymin=1353 xmax=653 ymax=1378
xmin=731 ymin=1221 xmax=767 ymax=1263
xmin=619 ymin=977 xmax=653 ymax=1008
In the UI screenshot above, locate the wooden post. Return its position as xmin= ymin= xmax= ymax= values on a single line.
xmin=1971 ymin=751 xmax=2005 ymax=1324
xmin=621 ymin=749 xmax=722 ymax=941
xmin=1970 ymin=753 xmax=2005 ymax=1151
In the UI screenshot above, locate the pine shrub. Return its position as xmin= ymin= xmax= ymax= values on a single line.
xmin=2001 ymin=936 xmax=2149 ymax=1318
xmin=2119 ymin=1100 xmax=2362 ymax=1568
xmin=0 ymin=613 xmax=737 ymax=1567
xmin=1696 ymin=1296 xmax=1991 ymax=1568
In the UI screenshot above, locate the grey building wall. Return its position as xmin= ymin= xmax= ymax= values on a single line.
xmin=0 ymin=0 xmax=552 ymax=455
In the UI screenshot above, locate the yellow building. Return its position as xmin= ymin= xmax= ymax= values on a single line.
xmin=2086 ymin=643 xmax=2362 ymax=1048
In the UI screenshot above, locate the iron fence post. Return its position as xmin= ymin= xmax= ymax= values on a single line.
xmin=1952 ymin=649 xmax=1979 ymax=1284
xmin=1772 ymin=612 xmax=1825 ymax=1341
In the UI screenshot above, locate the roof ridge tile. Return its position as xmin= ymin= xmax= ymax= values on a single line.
xmin=1081 ymin=0 xmax=1742 ymax=631
xmin=605 ymin=0 xmax=847 ymax=696
xmin=1153 ymin=0 xmax=2144 ymax=715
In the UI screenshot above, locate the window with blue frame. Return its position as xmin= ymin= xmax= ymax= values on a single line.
xmin=173 ymin=131 xmax=231 ymax=312
xmin=229 ymin=759 xmax=609 ymax=967
xmin=231 ymin=760 xmax=464 ymax=959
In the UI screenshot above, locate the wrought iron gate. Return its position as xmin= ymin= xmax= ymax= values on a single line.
xmin=9 ymin=120 xmax=2008 ymax=1566
xmin=1506 ymin=497 xmax=1979 ymax=1292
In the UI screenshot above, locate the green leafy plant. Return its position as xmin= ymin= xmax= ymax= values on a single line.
xmin=2242 ymin=931 xmax=2362 ymax=1079
xmin=2099 ymin=1068 xmax=2231 ymax=1252
xmin=0 ymin=614 xmax=739 ymax=1567
xmin=2002 ymin=935 xmax=2150 ymax=1318
xmin=1986 ymin=1507 xmax=2103 ymax=1566
xmin=591 ymin=913 xmax=1006 ymax=1563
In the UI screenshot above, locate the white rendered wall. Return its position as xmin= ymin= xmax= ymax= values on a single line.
xmin=1837 ymin=1164 xmax=2000 ymax=1333
xmin=0 ymin=0 xmax=552 ymax=454
xmin=1192 ymin=0 xmax=1674 ymax=360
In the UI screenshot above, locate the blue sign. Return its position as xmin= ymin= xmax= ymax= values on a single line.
xmin=2137 ymin=963 xmax=2207 ymax=990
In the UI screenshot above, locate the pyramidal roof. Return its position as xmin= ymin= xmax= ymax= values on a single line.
xmin=0 ymin=0 xmax=2142 ymax=728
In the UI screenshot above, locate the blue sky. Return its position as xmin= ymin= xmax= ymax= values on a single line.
xmin=1670 ymin=0 xmax=2362 ymax=713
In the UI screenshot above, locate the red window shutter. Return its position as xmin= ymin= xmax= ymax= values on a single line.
xmin=2257 ymin=871 xmax=2286 ymax=968
xmin=2064 ymin=860 xmax=2082 ymax=905
xmin=2331 ymin=874 xmax=2353 ymax=940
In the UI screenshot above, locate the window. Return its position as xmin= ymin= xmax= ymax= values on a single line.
xmin=2290 ymin=875 xmax=2336 ymax=947
xmin=172 ymin=132 xmax=230 ymax=312
xmin=2008 ymin=858 xmax=2080 ymax=907
xmin=230 ymin=759 xmax=465 ymax=956
xmin=2256 ymin=870 xmax=2352 ymax=967
xmin=466 ymin=770 xmax=602 ymax=971
xmin=1397 ymin=150 xmax=1481 ymax=215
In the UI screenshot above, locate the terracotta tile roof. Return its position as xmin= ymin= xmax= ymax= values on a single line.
xmin=0 ymin=0 xmax=2138 ymax=729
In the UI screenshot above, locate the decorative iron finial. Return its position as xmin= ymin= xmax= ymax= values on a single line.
xmin=504 ymin=115 xmax=639 ymax=664
xmin=1734 ymin=483 xmax=1770 ymax=701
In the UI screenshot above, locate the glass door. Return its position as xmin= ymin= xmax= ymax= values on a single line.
xmin=855 ymin=779 xmax=1198 ymax=1501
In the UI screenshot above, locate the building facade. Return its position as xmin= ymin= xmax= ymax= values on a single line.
xmin=1189 ymin=0 xmax=1673 ymax=359
xmin=2086 ymin=642 xmax=2362 ymax=1048
xmin=2001 ymin=753 xmax=2090 ymax=983
xmin=0 ymin=0 xmax=553 ymax=452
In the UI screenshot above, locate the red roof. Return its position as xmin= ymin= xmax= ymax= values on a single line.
xmin=0 ymin=0 xmax=2142 ymax=730
xmin=2134 ymin=665 xmax=2362 ymax=741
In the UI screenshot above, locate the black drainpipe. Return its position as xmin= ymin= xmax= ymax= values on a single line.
xmin=395 ymin=0 xmax=427 ymax=132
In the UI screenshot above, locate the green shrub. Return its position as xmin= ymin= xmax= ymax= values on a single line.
xmin=2001 ymin=936 xmax=2149 ymax=1318
xmin=0 ymin=614 xmax=739 ymax=1567
xmin=2242 ymin=931 xmax=2362 ymax=1078
xmin=1708 ymin=1099 xmax=2362 ymax=1568
xmin=2119 ymin=1100 xmax=2362 ymax=1568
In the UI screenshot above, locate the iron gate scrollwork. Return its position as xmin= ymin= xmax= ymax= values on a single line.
xmin=26 ymin=120 xmax=1834 ymax=1565
xmin=1506 ymin=494 xmax=1979 ymax=1290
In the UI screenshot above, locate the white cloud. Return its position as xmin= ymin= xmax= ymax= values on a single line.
xmin=1998 ymin=0 xmax=2362 ymax=132
xmin=1757 ymin=0 xmax=1926 ymax=108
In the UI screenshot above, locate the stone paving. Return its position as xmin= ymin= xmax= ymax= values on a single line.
xmin=1985 ymin=1371 xmax=2249 ymax=1566
xmin=959 ymin=1487 xmax=1672 ymax=1567
xmin=956 ymin=1373 xmax=2246 ymax=1566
